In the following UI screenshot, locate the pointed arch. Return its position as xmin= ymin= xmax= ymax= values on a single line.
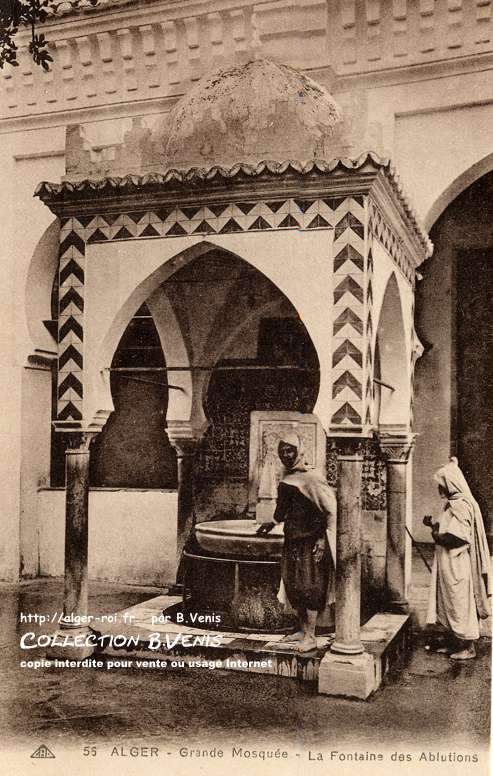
xmin=87 ymin=233 xmax=329 ymax=431
xmin=375 ymin=273 xmax=410 ymax=430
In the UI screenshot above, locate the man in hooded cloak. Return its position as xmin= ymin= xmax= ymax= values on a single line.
xmin=426 ymin=457 xmax=491 ymax=659
xmin=257 ymin=431 xmax=336 ymax=652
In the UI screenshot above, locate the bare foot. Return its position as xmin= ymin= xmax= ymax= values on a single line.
xmin=449 ymin=645 xmax=476 ymax=660
xmin=297 ymin=636 xmax=317 ymax=653
xmin=281 ymin=630 xmax=304 ymax=643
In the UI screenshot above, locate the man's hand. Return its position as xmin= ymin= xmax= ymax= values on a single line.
xmin=256 ymin=522 xmax=276 ymax=536
xmin=312 ymin=538 xmax=325 ymax=563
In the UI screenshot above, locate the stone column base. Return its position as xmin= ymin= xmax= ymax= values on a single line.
xmin=319 ymin=613 xmax=411 ymax=699
xmin=318 ymin=651 xmax=376 ymax=699
xmin=46 ymin=627 xmax=97 ymax=660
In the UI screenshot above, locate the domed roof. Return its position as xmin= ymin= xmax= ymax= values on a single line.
xmin=158 ymin=59 xmax=342 ymax=169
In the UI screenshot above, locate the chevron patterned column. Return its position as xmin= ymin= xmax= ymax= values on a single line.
xmin=330 ymin=195 xmax=366 ymax=431
xmin=57 ymin=218 xmax=86 ymax=423
xmin=364 ymin=237 xmax=375 ymax=428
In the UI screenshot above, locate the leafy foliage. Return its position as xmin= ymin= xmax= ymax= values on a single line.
xmin=0 ymin=0 xmax=99 ymax=70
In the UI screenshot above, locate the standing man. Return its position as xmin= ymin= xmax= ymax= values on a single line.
xmin=258 ymin=431 xmax=336 ymax=652
xmin=426 ymin=457 xmax=491 ymax=659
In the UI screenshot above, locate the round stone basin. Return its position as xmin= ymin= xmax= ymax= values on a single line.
xmin=194 ymin=519 xmax=284 ymax=559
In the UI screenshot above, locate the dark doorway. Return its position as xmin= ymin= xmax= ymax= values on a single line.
xmin=457 ymin=248 xmax=493 ymax=547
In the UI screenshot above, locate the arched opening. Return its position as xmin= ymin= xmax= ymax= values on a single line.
xmin=414 ymin=170 xmax=493 ymax=547
xmin=160 ymin=248 xmax=320 ymax=520
xmin=375 ymin=274 xmax=410 ymax=430
xmin=424 ymin=151 xmax=493 ymax=231
xmin=51 ymin=302 xmax=178 ymax=488
xmin=90 ymin=232 xmax=332 ymax=432
xmin=90 ymin=302 xmax=177 ymax=488
xmin=51 ymin=245 xmax=321 ymax=503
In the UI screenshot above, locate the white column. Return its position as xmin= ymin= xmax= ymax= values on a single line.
xmin=380 ymin=434 xmax=415 ymax=613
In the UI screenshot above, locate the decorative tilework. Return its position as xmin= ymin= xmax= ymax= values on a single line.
xmin=365 ymin=243 xmax=375 ymax=427
xmin=57 ymin=220 xmax=86 ymax=421
xmin=325 ymin=437 xmax=386 ymax=511
xmin=361 ymin=438 xmax=387 ymax=511
xmin=54 ymin=193 xmax=414 ymax=433
xmin=325 ymin=439 xmax=338 ymax=487
xmin=368 ymin=199 xmax=415 ymax=285
xmin=43 ymin=156 xmax=430 ymax=435
xmin=35 ymin=155 xmax=433 ymax=265
xmin=330 ymin=196 xmax=366 ymax=428
xmin=81 ymin=198 xmax=350 ymax=245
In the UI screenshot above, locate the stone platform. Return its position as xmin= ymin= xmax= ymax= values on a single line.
xmin=91 ymin=595 xmax=411 ymax=699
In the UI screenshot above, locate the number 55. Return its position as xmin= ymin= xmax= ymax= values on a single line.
xmin=83 ymin=746 xmax=97 ymax=757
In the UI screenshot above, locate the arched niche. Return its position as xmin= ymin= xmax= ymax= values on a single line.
xmin=24 ymin=219 xmax=60 ymax=356
xmin=92 ymin=300 xmax=177 ymax=488
xmin=375 ymin=273 xmax=410 ymax=430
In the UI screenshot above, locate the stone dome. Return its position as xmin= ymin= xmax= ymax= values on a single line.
xmin=159 ymin=59 xmax=342 ymax=169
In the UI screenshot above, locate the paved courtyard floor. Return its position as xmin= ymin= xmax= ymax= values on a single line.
xmin=0 ymin=555 xmax=490 ymax=776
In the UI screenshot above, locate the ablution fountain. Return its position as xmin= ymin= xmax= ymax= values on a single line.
xmin=176 ymin=411 xmax=327 ymax=632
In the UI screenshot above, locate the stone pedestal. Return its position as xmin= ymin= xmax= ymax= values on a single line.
xmin=331 ymin=440 xmax=364 ymax=656
xmin=319 ymin=651 xmax=375 ymax=699
xmin=380 ymin=435 xmax=415 ymax=614
xmin=47 ymin=432 xmax=97 ymax=659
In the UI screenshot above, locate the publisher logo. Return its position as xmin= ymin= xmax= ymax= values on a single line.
xmin=31 ymin=744 xmax=56 ymax=759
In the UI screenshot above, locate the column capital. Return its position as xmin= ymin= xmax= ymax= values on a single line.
xmin=64 ymin=431 xmax=98 ymax=452
xmin=166 ymin=419 xmax=209 ymax=457
xmin=333 ymin=437 xmax=365 ymax=462
xmin=379 ymin=433 xmax=417 ymax=464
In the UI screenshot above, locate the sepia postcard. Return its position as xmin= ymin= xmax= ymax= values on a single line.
xmin=0 ymin=1 xmax=491 ymax=775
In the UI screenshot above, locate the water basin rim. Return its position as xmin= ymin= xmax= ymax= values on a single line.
xmin=195 ymin=519 xmax=284 ymax=538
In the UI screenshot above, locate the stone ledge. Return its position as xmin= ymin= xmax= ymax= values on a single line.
xmin=81 ymin=596 xmax=412 ymax=695
xmin=89 ymin=593 xmax=332 ymax=683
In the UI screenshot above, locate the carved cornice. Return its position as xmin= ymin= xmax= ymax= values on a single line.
xmin=3 ymin=0 xmax=491 ymax=129
xmin=34 ymin=152 xmax=432 ymax=258
xmin=0 ymin=0 xmax=329 ymax=125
